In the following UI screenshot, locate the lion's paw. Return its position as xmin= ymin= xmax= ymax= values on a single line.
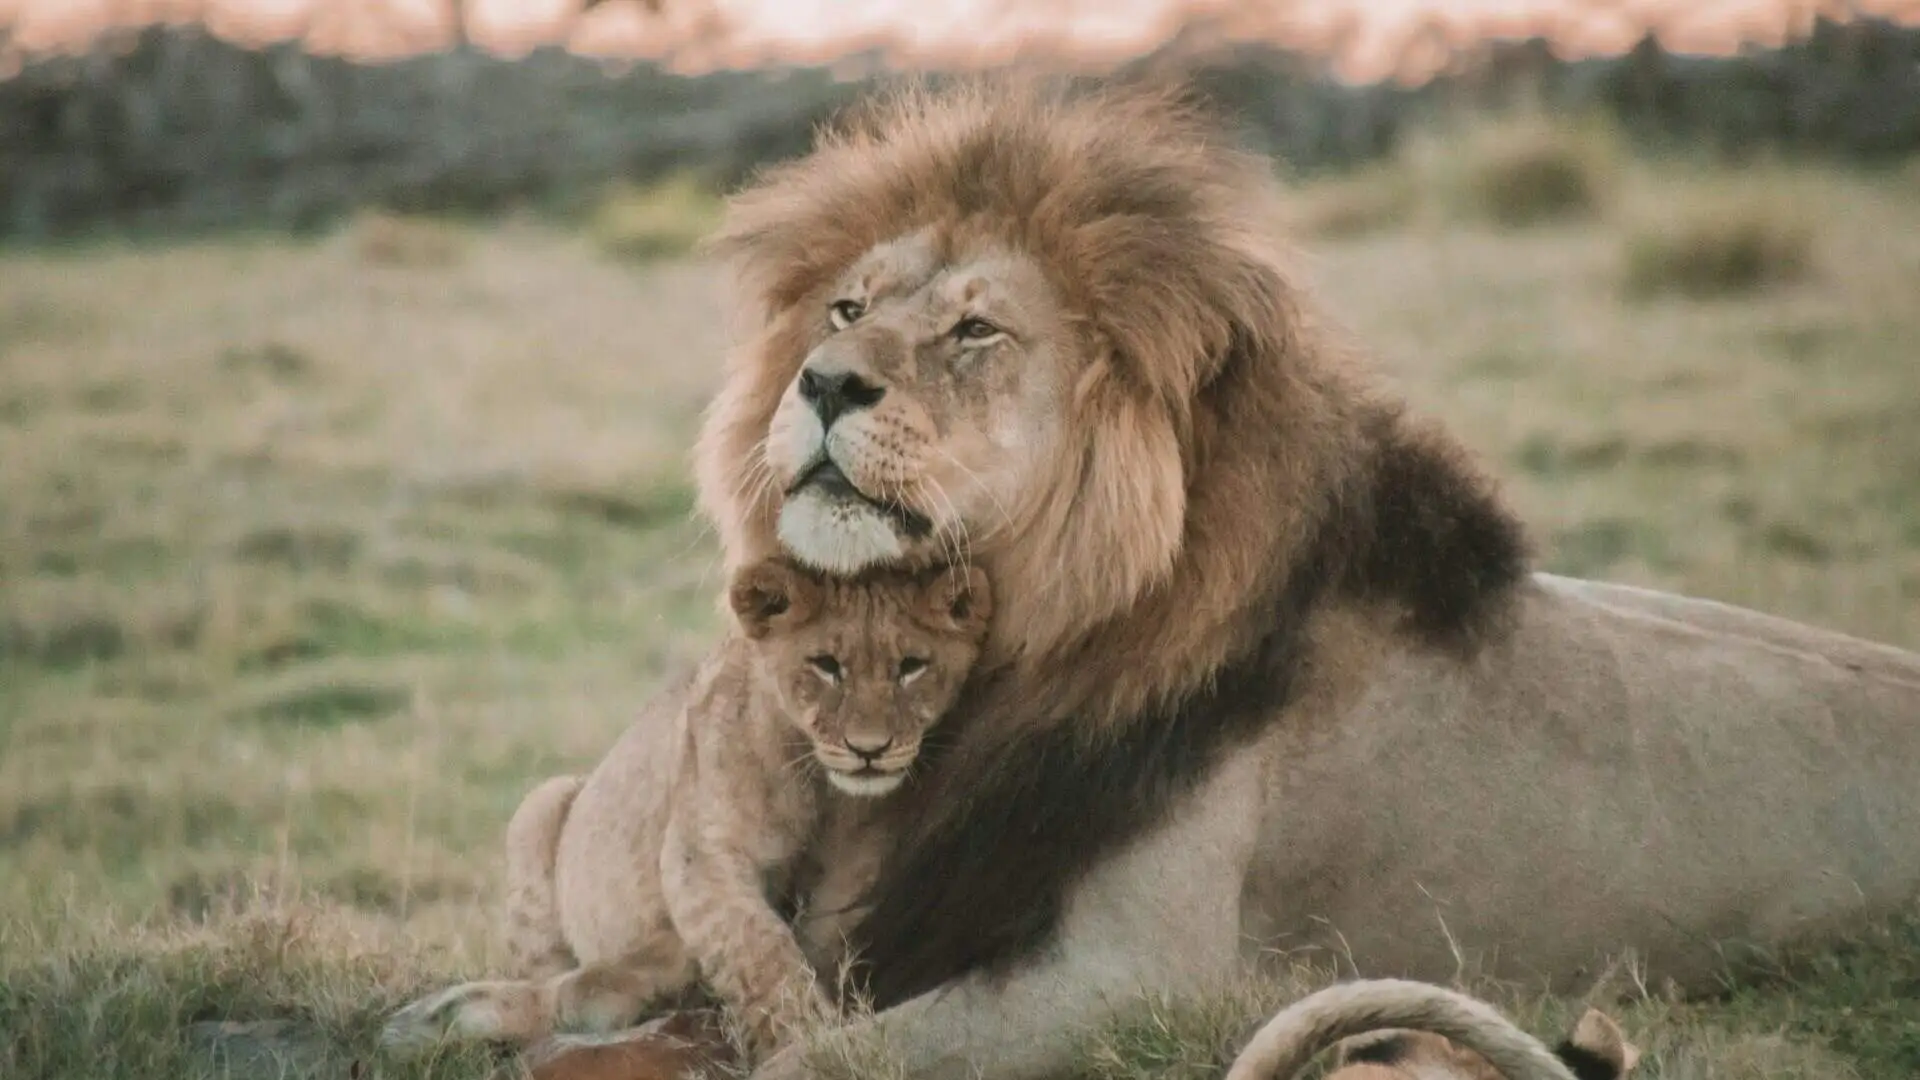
xmin=380 ymin=980 xmax=548 ymax=1057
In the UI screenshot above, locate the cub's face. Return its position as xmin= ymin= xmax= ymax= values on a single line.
xmin=728 ymin=559 xmax=992 ymax=797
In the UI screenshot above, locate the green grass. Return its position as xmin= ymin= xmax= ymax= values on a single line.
xmin=0 ymin=906 xmax=502 ymax=1080
xmin=3 ymin=127 xmax=1920 ymax=1078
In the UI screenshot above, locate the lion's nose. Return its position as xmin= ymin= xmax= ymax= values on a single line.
xmin=843 ymin=732 xmax=894 ymax=762
xmin=798 ymin=366 xmax=885 ymax=430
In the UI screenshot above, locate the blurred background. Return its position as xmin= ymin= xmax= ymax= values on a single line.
xmin=1 ymin=3 xmax=1918 ymax=1078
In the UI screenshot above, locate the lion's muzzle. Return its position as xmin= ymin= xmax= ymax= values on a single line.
xmin=797 ymin=365 xmax=886 ymax=431
xmin=770 ymin=351 xmax=939 ymax=573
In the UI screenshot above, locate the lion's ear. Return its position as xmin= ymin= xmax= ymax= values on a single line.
xmin=728 ymin=559 xmax=820 ymax=639
xmin=1564 ymin=1009 xmax=1639 ymax=1078
xmin=923 ymin=566 xmax=993 ymax=636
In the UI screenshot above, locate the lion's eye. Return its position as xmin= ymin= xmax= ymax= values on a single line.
xmin=897 ymin=657 xmax=928 ymax=682
xmin=951 ymin=317 xmax=1000 ymax=343
xmin=807 ymin=654 xmax=843 ymax=682
xmin=828 ymin=300 xmax=865 ymax=330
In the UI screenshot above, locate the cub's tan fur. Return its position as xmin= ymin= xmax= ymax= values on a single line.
xmin=1222 ymin=980 xmax=1638 ymax=1080
xmin=383 ymin=560 xmax=989 ymax=1059
xmin=677 ymin=78 xmax=1920 ymax=1080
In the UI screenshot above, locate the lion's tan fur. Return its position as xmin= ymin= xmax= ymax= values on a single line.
xmin=668 ymin=76 xmax=1920 ymax=1080
xmin=382 ymin=562 xmax=989 ymax=1059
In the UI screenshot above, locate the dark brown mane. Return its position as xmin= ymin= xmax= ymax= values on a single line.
xmin=843 ymin=341 xmax=1530 ymax=1009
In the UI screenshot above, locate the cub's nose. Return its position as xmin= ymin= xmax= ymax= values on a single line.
xmin=797 ymin=366 xmax=885 ymax=430
xmin=842 ymin=732 xmax=894 ymax=763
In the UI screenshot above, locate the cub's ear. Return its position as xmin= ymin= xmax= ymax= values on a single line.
xmin=923 ymin=566 xmax=993 ymax=635
xmin=728 ymin=559 xmax=820 ymax=639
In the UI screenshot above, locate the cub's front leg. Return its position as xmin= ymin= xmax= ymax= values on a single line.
xmin=661 ymin=817 xmax=836 ymax=1060
xmin=380 ymin=945 xmax=699 ymax=1053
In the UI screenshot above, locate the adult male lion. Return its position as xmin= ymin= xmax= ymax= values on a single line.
xmin=686 ymin=79 xmax=1920 ymax=1080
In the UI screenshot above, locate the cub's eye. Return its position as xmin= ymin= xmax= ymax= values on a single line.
xmin=951 ymin=316 xmax=1001 ymax=343
xmin=897 ymin=657 xmax=929 ymax=682
xmin=807 ymin=655 xmax=843 ymax=681
xmin=828 ymin=300 xmax=865 ymax=330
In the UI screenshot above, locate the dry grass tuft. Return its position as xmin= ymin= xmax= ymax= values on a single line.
xmin=0 ymin=903 xmax=501 ymax=1080
xmin=348 ymin=210 xmax=470 ymax=268
xmin=1621 ymin=195 xmax=1815 ymax=300
xmin=590 ymin=173 xmax=726 ymax=262
xmin=1074 ymin=969 xmax=1327 ymax=1080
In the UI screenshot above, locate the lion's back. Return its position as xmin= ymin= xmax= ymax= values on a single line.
xmin=1245 ymin=572 xmax=1920 ymax=992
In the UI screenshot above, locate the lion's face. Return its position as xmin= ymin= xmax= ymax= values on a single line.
xmin=728 ymin=558 xmax=992 ymax=797
xmin=699 ymin=82 xmax=1286 ymax=667
xmin=764 ymin=232 xmax=1074 ymax=576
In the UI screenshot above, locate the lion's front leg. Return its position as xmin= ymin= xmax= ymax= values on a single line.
xmin=758 ymin=755 xmax=1264 ymax=1080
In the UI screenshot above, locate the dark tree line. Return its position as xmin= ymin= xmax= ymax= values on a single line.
xmin=0 ymin=14 xmax=1914 ymax=241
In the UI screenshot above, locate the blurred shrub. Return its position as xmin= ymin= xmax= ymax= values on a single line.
xmin=1288 ymin=166 xmax=1418 ymax=239
xmin=1621 ymin=193 xmax=1814 ymax=300
xmin=590 ymin=174 xmax=725 ymax=263
xmin=1428 ymin=114 xmax=1623 ymax=228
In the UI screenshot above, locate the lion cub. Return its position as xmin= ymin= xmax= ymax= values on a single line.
xmin=383 ymin=558 xmax=990 ymax=1060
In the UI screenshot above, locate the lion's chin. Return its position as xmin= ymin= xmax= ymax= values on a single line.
xmin=776 ymin=486 xmax=906 ymax=575
xmin=824 ymin=768 xmax=906 ymax=798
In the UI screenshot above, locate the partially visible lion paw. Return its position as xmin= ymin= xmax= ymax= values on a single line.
xmin=380 ymin=980 xmax=548 ymax=1057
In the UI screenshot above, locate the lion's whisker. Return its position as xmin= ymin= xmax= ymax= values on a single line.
xmin=785 ymin=749 xmax=822 ymax=782
xmin=933 ymin=446 xmax=1014 ymax=538
xmin=920 ymin=477 xmax=973 ymax=578
xmin=730 ymin=440 xmax=776 ymax=509
xmin=894 ymin=474 xmax=965 ymax=573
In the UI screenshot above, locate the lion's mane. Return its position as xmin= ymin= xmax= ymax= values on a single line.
xmin=692 ymin=77 xmax=1531 ymax=1007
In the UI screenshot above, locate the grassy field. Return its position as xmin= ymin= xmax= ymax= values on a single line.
xmin=3 ymin=124 xmax=1919 ymax=1079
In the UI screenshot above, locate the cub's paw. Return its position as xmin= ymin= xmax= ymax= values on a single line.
xmin=739 ymin=986 xmax=840 ymax=1064
xmin=380 ymin=980 xmax=548 ymax=1057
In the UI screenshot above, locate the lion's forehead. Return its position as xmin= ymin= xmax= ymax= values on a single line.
xmin=850 ymin=234 xmax=1057 ymax=325
xmin=850 ymin=229 xmax=944 ymax=297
